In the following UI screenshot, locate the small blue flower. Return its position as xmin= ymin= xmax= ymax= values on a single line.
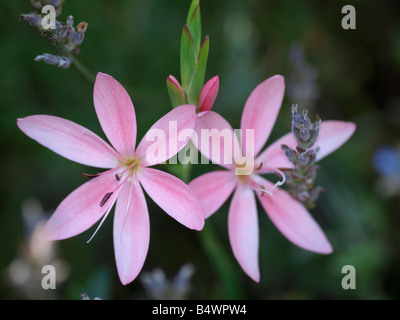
xmin=373 ymin=146 xmax=400 ymax=177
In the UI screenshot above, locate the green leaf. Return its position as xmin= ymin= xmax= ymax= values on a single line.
xmin=166 ymin=75 xmax=187 ymax=109
xmin=187 ymin=35 xmax=209 ymax=105
xmin=180 ymin=25 xmax=196 ymax=91
xmin=186 ymin=0 xmax=201 ymax=55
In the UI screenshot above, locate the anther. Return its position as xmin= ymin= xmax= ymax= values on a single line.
xmin=82 ymin=173 xmax=100 ymax=179
xmin=100 ymin=192 xmax=113 ymax=207
xmin=247 ymin=181 xmax=273 ymax=197
xmin=260 ymin=186 xmax=266 ymax=197
xmin=260 ymin=185 xmax=273 ymax=197
xmin=256 ymin=162 xmax=263 ymax=171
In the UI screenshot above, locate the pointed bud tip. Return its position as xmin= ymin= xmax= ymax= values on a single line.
xmin=167 ymin=75 xmax=182 ymax=88
xmin=198 ymin=75 xmax=220 ymax=112
xmin=209 ymin=75 xmax=219 ymax=84
xmin=202 ymin=34 xmax=210 ymax=45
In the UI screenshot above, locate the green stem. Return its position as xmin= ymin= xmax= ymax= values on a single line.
xmin=179 ymin=141 xmax=197 ymax=183
xmin=180 ymin=163 xmax=193 ymax=184
xmin=197 ymin=222 xmax=243 ymax=299
xmin=173 ymin=155 xmax=243 ymax=298
xmin=54 ymin=39 xmax=69 ymax=56
xmin=71 ymin=55 xmax=96 ymax=84
xmin=54 ymin=40 xmax=95 ymax=85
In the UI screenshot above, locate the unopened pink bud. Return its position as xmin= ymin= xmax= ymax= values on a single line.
xmin=198 ymin=76 xmax=219 ymax=112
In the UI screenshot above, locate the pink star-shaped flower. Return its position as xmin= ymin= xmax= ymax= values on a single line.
xmin=189 ymin=75 xmax=356 ymax=282
xmin=17 ymin=72 xmax=204 ymax=285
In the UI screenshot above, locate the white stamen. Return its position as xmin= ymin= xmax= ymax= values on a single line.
xmin=87 ymin=174 xmax=131 ymax=244
xmin=270 ymin=168 xmax=286 ymax=190
xmin=248 ymin=183 xmax=274 ymax=197
xmin=119 ymin=180 xmax=135 ymax=243
xmin=87 ymin=204 xmax=114 ymax=244
xmin=259 ymin=187 xmax=274 ymax=197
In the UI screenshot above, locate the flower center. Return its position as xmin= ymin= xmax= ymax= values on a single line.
xmin=238 ymin=175 xmax=273 ymax=197
xmin=115 ymin=159 xmax=139 ymax=181
xmin=82 ymin=158 xmax=141 ymax=209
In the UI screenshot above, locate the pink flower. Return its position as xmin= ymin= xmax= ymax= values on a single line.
xmin=17 ymin=72 xmax=204 ymax=285
xmin=189 ymin=75 xmax=356 ymax=282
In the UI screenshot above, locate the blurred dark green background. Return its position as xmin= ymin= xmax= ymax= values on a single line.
xmin=1 ymin=0 xmax=400 ymax=300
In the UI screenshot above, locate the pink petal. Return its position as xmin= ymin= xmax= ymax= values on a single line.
xmin=198 ymin=76 xmax=219 ymax=112
xmin=194 ymin=111 xmax=241 ymax=170
xmin=93 ymin=72 xmax=137 ymax=158
xmin=189 ymin=170 xmax=237 ymax=219
xmin=135 ymin=105 xmax=197 ymax=166
xmin=43 ymin=170 xmax=122 ymax=240
xmin=256 ymin=120 xmax=356 ymax=172
xmin=228 ymin=183 xmax=260 ymax=282
xmin=138 ymin=167 xmax=204 ymax=230
xmin=314 ymin=120 xmax=356 ymax=162
xmin=17 ymin=115 xmax=119 ymax=168
xmin=255 ymin=130 xmax=296 ymax=171
xmin=240 ymin=75 xmax=285 ymax=156
xmin=113 ymin=177 xmax=150 ymax=285
xmin=254 ymin=175 xmax=332 ymax=254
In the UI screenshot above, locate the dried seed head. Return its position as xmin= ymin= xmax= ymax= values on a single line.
xmin=298 ymin=153 xmax=309 ymax=167
xmin=19 ymin=12 xmax=42 ymax=27
xmin=34 ymin=53 xmax=59 ymax=65
xmin=299 ymin=128 xmax=310 ymax=142
xmin=281 ymin=144 xmax=297 ymax=163
xmin=30 ymin=0 xmax=43 ymax=9
xmin=50 ymin=0 xmax=63 ymax=7
xmin=73 ymin=31 xmax=85 ymax=46
xmin=58 ymin=57 xmax=72 ymax=69
xmin=297 ymin=190 xmax=309 ymax=202
xmin=284 ymin=104 xmax=324 ymax=207
xmin=20 ymin=2 xmax=88 ymax=71
xmin=66 ymin=15 xmax=74 ymax=28
xmin=77 ymin=22 xmax=88 ymax=33
xmin=56 ymin=23 xmax=68 ymax=39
